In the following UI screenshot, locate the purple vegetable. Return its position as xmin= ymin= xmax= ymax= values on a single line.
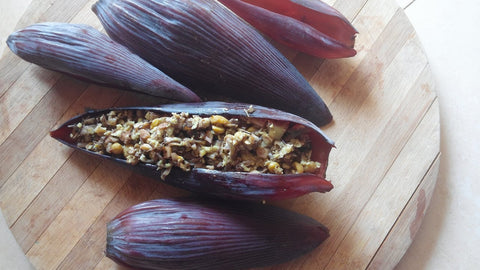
xmin=217 ymin=0 xmax=357 ymax=59
xmin=92 ymin=0 xmax=333 ymax=126
xmin=106 ymin=198 xmax=330 ymax=269
xmin=7 ymin=22 xmax=200 ymax=102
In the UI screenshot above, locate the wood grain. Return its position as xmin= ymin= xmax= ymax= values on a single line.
xmin=0 ymin=0 xmax=439 ymax=269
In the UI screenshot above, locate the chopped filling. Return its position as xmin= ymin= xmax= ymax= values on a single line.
xmin=70 ymin=110 xmax=321 ymax=179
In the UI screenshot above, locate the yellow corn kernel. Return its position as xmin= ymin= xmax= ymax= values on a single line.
xmin=212 ymin=125 xmax=225 ymax=134
xmin=210 ymin=115 xmax=229 ymax=126
xmin=140 ymin=143 xmax=153 ymax=152
xmin=304 ymin=162 xmax=320 ymax=173
xmin=150 ymin=118 xmax=161 ymax=129
xmin=171 ymin=153 xmax=184 ymax=163
xmin=267 ymin=122 xmax=288 ymax=140
xmin=267 ymin=161 xmax=282 ymax=174
xmin=110 ymin=142 xmax=123 ymax=155
xmin=293 ymin=162 xmax=304 ymax=174
xmin=94 ymin=125 xmax=107 ymax=135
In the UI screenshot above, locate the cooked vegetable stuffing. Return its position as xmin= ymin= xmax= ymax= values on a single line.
xmin=70 ymin=110 xmax=321 ymax=179
xmin=52 ymin=102 xmax=334 ymax=200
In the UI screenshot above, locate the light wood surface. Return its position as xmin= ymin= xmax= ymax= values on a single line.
xmin=0 ymin=0 xmax=439 ymax=269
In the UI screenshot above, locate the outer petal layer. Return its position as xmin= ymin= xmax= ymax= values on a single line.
xmin=243 ymin=0 xmax=357 ymax=47
xmin=219 ymin=0 xmax=356 ymax=59
xmin=92 ymin=0 xmax=333 ymax=126
xmin=107 ymin=198 xmax=330 ymax=269
xmin=7 ymin=22 xmax=200 ymax=102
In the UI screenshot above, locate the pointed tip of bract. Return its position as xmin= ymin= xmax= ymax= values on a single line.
xmin=92 ymin=0 xmax=113 ymax=16
xmin=49 ymin=124 xmax=74 ymax=144
xmin=6 ymin=31 xmax=19 ymax=55
xmin=91 ymin=0 xmax=100 ymax=14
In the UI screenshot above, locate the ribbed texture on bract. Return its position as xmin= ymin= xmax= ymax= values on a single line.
xmin=6 ymin=22 xmax=200 ymax=102
xmin=107 ymin=198 xmax=329 ymax=269
xmin=217 ymin=0 xmax=357 ymax=59
xmin=92 ymin=0 xmax=332 ymax=126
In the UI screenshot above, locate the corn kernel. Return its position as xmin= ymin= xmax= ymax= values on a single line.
xmin=210 ymin=115 xmax=229 ymax=126
xmin=150 ymin=118 xmax=161 ymax=129
xmin=171 ymin=153 xmax=184 ymax=163
xmin=110 ymin=142 xmax=123 ymax=155
xmin=94 ymin=125 xmax=107 ymax=135
xmin=304 ymin=162 xmax=320 ymax=173
xmin=107 ymin=117 xmax=117 ymax=126
xmin=267 ymin=161 xmax=282 ymax=174
xmin=212 ymin=125 xmax=225 ymax=134
xmin=140 ymin=143 xmax=153 ymax=152
xmin=293 ymin=162 xmax=304 ymax=174
xmin=267 ymin=122 xmax=287 ymax=140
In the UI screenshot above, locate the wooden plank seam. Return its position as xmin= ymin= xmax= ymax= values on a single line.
xmin=15 ymin=157 xmax=103 ymax=252
xmin=323 ymin=80 xmax=432 ymax=269
xmin=367 ymin=152 xmax=440 ymax=269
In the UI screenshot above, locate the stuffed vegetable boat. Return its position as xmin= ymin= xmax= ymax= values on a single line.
xmin=50 ymin=102 xmax=334 ymax=200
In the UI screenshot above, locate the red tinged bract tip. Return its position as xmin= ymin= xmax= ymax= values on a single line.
xmin=218 ymin=0 xmax=357 ymax=59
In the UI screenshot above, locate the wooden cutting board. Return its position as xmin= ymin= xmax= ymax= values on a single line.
xmin=0 ymin=0 xmax=439 ymax=269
